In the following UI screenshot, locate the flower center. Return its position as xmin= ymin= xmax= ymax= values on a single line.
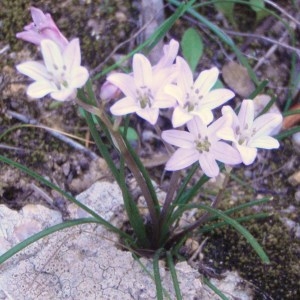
xmin=195 ymin=135 xmax=211 ymax=153
xmin=236 ymin=124 xmax=256 ymax=145
xmin=137 ymin=86 xmax=153 ymax=109
xmin=184 ymin=86 xmax=203 ymax=112
xmin=47 ymin=63 xmax=69 ymax=90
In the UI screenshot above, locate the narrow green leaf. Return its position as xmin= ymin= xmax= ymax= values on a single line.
xmin=168 ymin=0 xmax=260 ymax=85
xmin=153 ymin=249 xmax=164 ymax=300
xmin=93 ymin=0 xmax=196 ymax=80
xmin=181 ymin=28 xmax=203 ymax=72
xmin=203 ymin=277 xmax=229 ymax=300
xmin=0 ymin=155 xmax=130 ymax=241
xmin=167 ymin=252 xmax=182 ymax=300
xmin=200 ymin=213 xmax=269 ymax=233
xmin=275 ymin=126 xmax=300 ymax=140
xmin=197 ymin=204 xmax=270 ymax=263
xmin=0 ymin=218 xmax=99 ymax=265
xmin=119 ymin=156 xmax=150 ymax=248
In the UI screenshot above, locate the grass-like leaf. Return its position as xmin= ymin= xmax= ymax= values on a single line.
xmin=0 ymin=155 xmax=130 ymax=241
xmin=169 ymin=0 xmax=259 ymax=85
xmin=196 ymin=204 xmax=270 ymax=263
xmin=203 ymin=277 xmax=229 ymax=300
xmin=167 ymin=251 xmax=182 ymax=300
xmin=200 ymin=212 xmax=269 ymax=233
xmin=0 ymin=218 xmax=100 ymax=264
xmin=93 ymin=0 xmax=195 ymax=80
xmin=153 ymin=249 xmax=164 ymax=300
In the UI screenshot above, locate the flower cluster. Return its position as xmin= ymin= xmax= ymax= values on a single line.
xmin=16 ymin=7 xmax=88 ymax=101
xmin=104 ymin=43 xmax=282 ymax=177
xmin=16 ymin=7 xmax=283 ymax=178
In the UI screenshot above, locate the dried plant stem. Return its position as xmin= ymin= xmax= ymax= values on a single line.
xmin=264 ymin=0 xmax=300 ymax=28
xmin=223 ymin=29 xmax=300 ymax=55
xmin=6 ymin=110 xmax=98 ymax=159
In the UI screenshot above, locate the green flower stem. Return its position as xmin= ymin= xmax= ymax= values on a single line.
xmin=166 ymin=169 xmax=231 ymax=247
xmin=76 ymin=99 xmax=160 ymax=245
xmin=159 ymin=171 xmax=181 ymax=226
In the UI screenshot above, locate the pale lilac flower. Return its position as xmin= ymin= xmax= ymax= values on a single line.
xmin=218 ymin=100 xmax=283 ymax=165
xmin=16 ymin=38 xmax=89 ymax=101
xmin=165 ymin=56 xmax=235 ymax=128
xmin=16 ymin=7 xmax=68 ymax=50
xmin=162 ymin=116 xmax=241 ymax=177
xmin=100 ymin=78 xmax=121 ymax=101
xmin=108 ymin=53 xmax=177 ymax=125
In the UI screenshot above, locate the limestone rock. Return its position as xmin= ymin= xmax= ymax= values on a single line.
xmin=0 ymin=181 xmax=253 ymax=299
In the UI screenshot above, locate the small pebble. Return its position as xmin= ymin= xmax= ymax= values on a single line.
xmin=288 ymin=171 xmax=300 ymax=187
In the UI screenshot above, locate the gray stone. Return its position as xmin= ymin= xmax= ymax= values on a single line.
xmin=0 ymin=181 xmax=253 ymax=299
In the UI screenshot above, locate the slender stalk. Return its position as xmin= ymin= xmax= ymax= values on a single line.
xmin=159 ymin=171 xmax=181 ymax=225
xmin=76 ymin=99 xmax=160 ymax=245
xmin=166 ymin=169 xmax=232 ymax=247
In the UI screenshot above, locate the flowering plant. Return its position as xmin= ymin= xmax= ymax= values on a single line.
xmin=1 ymin=3 xmax=290 ymax=299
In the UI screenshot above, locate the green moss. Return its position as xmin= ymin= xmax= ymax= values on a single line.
xmin=1 ymin=0 xmax=31 ymax=51
xmin=203 ymin=215 xmax=300 ymax=299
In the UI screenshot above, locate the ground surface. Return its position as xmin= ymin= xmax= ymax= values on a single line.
xmin=1 ymin=1 xmax=300 ymax=299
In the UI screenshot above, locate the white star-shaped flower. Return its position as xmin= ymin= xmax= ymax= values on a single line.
xmin=165 ymin=56 xmax=235 ymax=127
xmin=218 ymin=100 xmax=283 ymax=165
xmin=17 ymin=38 xmax=89 ymax=101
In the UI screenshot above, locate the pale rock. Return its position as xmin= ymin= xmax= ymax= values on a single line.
xmin=288 ymin=170 xmax=300 ymax=187
xmin=0 ymin=181 xmax=253 ymax=299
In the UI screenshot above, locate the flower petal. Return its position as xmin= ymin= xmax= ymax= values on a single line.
xmin=236 ymin=144 xmax=257 ymax=165
xmin=216 ymin=127 xmax=236 ymax=142
xmin=110 ymin=97 xmax=139 ymax=115
xmin=70 ymin=66 xmax=89 ymax=88
xmin=172 ymin=106 xmax=193 ymax=127
xmin=41 ymin=39 xmax=64 ymax=74
xmin=51 ymin=89 xmax=74 ymax=101
xmin=27 ymin=81 xmax=56 ymax=98
xmin=201 ymin=89 xmax=234 ymax=109
xmin=252 ymin=113 xmax=283 ymax=138
xmin=187 ymin=117 xmax=208 ymax=138
xmin=165 ymin=148 xmax=199 ymax=171
xmin=133 ymin=54 xmax=152 ymax=87
xmin=194 ymin=67 xmax=219 ymax=96
xmin=107 ymin=73 xmax=136 ymax=99
xmin=211 ymin=142 xmax=242 ymax=165
xmin=154 ymin=39 xmax=179 ymax=70
xmin=249 ymin=136 xmax=280 ymax=149
xmin=153 ymin=94 xmax=177 ymax=109
xmin=136 ymin=108 xmax=159 ymax=125
xmin=191 ymin=108 xmax=214 ymax=125
xmin=222 ymin=105 xmax=240 ymax=129
xmin=176 ymin=56 xmax=194 ymax=92
xmin=16 ymin=61 xmax=49 ymax=81
xmin=164 ymin=84 xmax=184 ymax=105
xmin=152 ymin=65 xmax=177 ymax=93
xmin=198 ymin=152 xmax=220 ymax=177
xmin=64 ymin=38 xmax=81 ymax=72
xmin=162 ymin=130 xmax=194 ymax=148
xmin=238 ymin=100 xmax=254 ymax=131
